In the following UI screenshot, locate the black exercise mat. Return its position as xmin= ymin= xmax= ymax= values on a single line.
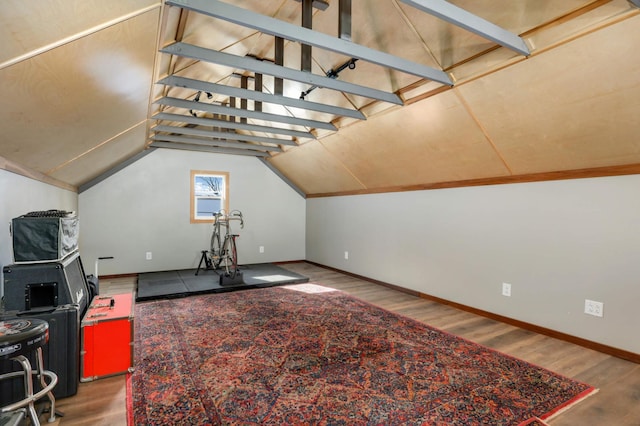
xmin=136 ymin=263 xmax=308 ymax=301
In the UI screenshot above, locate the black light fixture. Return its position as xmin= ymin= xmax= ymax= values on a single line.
xmin=300 ymin=57 xmax=358 ymax=100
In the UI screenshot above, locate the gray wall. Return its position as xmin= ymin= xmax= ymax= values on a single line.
xmin=306 ymin=175 xmax=640 ymax=354
xmin=0 ymin=169 xmax=78 ymax=298
xmin=78 ymin=149 xmax=305 ymax=276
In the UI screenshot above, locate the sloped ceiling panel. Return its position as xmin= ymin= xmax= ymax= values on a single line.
xmin=48 ymin=122 xmax=149 ymax=186
xmin=268 ymin=139 xmax=365 ymax=194
xmin=0 ymin=0 xmax=159 ymax=66
xmin=457 ymin=14 xmax=640 ymax=175
xmin=0 ymin=0 xmax=160 ymax=187
xmin=321 ymin=90 xmax=511 ymax=188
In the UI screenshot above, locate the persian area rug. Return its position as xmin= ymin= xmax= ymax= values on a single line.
xmin=128 ymin=283 xmax=596 ymax=425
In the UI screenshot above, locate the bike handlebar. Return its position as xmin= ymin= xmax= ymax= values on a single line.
xmin=212 ymin=210 xmax=244 ymax=229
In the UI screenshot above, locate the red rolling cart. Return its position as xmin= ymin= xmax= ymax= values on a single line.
xmin=80 ymin=293 xmax=134 ymax=381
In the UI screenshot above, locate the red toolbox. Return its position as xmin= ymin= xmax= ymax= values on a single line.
xmin=80 ymin=293 xmax=134 ymax=381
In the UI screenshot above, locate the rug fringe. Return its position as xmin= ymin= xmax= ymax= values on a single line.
xmin=125 ymin=373 xmax=134 ymax=426
xmin=541 ymin=386 xmax=599 ymax=421
xmin=518 ymin=417 xmax=549 ymax=426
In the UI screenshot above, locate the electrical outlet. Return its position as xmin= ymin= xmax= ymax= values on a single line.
xmin=344 ymin=251 xmax=349 ymax=260
xmin=584 ymin=299 xmax=604 ymax=317
xmin=146 ymin=252 xmax=152 ymax=260
xmin=502 ymin=282 xmax=512 ymax=297
xmin=259 ymin=246 xmax=264 ymax=253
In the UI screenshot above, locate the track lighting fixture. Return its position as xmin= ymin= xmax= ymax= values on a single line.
xmin=300 ymin=57 xmax=358 ymax=100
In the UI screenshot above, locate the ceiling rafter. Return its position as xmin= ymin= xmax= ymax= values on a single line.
xmin=162 ymin=43 xmax=404 ymax=105
xmin=150 ymin=134 xmax=282 ymax=152
xmin=153 ymin=124 xmax=293 ymax=147
xmin=159 ymin=75 xmax=366 ymax=120
xmin=156 ymin=96 xmax=338 ymax=131
xmin=149 ymin=141 xmax=271 ymax=157
xmin=399 ymin=0 xmax=530 ymax=56
xmin=165 ymin=0 xmax=453 ymax=85
xmin=153 ymin=112 xmax=310 ymax=142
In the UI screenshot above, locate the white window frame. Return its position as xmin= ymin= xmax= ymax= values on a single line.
xmin=190 ymin=170 xmax=229 ymax=223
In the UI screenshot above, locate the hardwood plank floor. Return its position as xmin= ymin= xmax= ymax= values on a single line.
xmin=47 ymin=262 xmax=639 ymax=425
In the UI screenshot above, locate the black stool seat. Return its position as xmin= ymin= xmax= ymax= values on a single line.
xmin=0 ymin=319 xmax=48 ymax=359
xmin=0 ymin=318 xmax=57 ymax=425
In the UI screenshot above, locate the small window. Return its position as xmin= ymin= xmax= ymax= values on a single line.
xmin=190 ymin=170 xmax=229 ymax=223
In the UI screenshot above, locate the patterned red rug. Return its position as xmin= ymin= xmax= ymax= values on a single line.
xmin=128 ymin=283 xmax=596 ymax=425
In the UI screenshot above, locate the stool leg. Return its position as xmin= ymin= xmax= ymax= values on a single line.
xmin=35 ymin=347 xmax=57 ymax=423
xmin=14 ymin=355 xmax=40 ymax=426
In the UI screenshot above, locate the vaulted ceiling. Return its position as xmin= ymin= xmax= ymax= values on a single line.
xmin=1 ymin=0 xmax=639 ymax=196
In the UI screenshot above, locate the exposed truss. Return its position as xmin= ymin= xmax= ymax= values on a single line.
xmin=165 ymin=0 xmax=453 ymax=85
xmin=161 ymin=43 xmax=403 ymax=105
xmin=154 ymin=0 xmax=530 ymax=158
xmin=159 ymin=75 xmax=366 ymax=120
xmin=149 ymin=141 xmax=272 ymax=157
xmin=150 ymin=133 xmax=282 ymax=152
xmin=153 ymin=124 xmax=293 ymax=147
xmin=153 ymin=113 xmax=311 ymax=142
xmin=156 ymin=96 xmax=338 ymax=131
xmin=399 ymin=0 xmax=530 ymax=56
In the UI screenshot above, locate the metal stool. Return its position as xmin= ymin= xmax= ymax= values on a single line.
xmin=0 ymin=318 xmax=58 ymax=425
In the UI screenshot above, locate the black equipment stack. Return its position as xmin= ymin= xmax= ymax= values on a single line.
xmin=1 ymin=210 xmax=92 ymax=404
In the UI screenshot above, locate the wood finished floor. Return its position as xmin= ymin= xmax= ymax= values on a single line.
xmin=48 ymin=262 xmax=639 ymax=425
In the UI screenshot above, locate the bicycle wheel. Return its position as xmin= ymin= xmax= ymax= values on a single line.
xmin=225 ymin=236 xmax=238 ymax=279
xmin=210 ymin=222 xmax=222 ymax=269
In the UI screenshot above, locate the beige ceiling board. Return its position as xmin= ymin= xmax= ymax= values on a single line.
xmin=525 ymin=0 xmax=639 ymax=55
xmin=437 ymin=2 xmax=635 ymax=87
xmin=0 ymin=9 xmax=159 ymax=174
xmin=49 ymin=123 xmax=148 ymax=187
xmin=457 ymin=14 xmax=640 ymax=175
xmin=0 ymin=154 xmax=76 ymax=192
xmin=267 ymin=140 xmax=366 ymax=194
xmin=0 ymin=0 xmax=160 ymax=66
xmin=318 ymin=90 xmax=510 ymax=190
